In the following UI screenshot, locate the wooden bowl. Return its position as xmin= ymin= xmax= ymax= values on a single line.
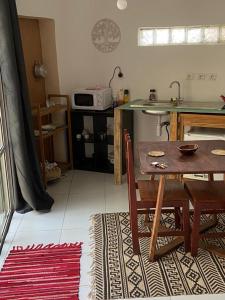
xmin=177 ymin=144 xmax=199 ymax=155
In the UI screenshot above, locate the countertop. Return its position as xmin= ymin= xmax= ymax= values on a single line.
xmin=118 ymin=99 xmax=225 ymax=114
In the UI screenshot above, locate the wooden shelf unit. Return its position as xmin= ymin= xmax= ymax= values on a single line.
xmin=71 ymin=108 xmax=133 ymax=174
xmin=32 ymin=94 xmax=73 ymax=185
xmin=32 ymin=104 xmax=68 ymax=117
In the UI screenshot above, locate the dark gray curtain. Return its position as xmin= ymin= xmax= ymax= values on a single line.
xmin=0 ymin=0 xmax=54 ymax=213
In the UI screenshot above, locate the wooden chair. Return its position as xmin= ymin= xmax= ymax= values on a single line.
xmin=124 ymin=129 xmax=180 ymax=227
xmin=124 ymin=131 xmax=190 ymax=257
xmin=185 ymin=180 xmax=225 ymax=256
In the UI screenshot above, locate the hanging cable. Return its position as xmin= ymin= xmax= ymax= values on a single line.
xmin=108 ymin=66 xmax=123 ymax=88
xmin=160 ymin=121 xmax=170 ymax=141
xmin=165 ymin=124 xmax=170 ymax=141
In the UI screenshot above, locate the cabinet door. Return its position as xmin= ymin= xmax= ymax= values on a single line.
xmin=93 ymin=115 xmax=108 ymax=162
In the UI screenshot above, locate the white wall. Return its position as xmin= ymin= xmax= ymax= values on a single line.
xmin=16 ymin=0 xmax=225 ymax=146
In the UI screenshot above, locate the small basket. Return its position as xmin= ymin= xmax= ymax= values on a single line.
xmin=46 ymin=166 xmax=61 ymax=182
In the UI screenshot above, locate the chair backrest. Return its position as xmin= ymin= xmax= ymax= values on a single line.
xmin=124 ymin=129 xmax=130 ymax=150
xmin=124 ymin=130 xmax=137 ymax=207
xmin=124 ymin=129 xmax=130 ymax=183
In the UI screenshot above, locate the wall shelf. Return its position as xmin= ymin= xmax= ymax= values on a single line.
xmin=32 ymin=104 xmax=68 ymax=117
xmin=33 ymin=95 xmax=73 ymax=185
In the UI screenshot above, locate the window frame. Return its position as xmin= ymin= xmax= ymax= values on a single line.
xmin=138 ymin=25 xmax=225 ymax=47
xmin=0 ymin=69 xmax=14 ymax=253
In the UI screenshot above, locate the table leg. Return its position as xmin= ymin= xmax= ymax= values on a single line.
xmin=149 ymin=175 xmax=165 ymax=261
xmin=114 ymin=108 xmax=122 ymax=185
xmin=149 ymin=175 xmax=185 ymax=261
xmin=208 ymin=173 xmax=218 ymax=226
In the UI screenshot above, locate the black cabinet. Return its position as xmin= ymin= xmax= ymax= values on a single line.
xmin=71 ymin=108 xmax=133 ymax=174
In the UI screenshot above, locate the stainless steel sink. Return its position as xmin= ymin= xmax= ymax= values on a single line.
xmin=143 ymin=101 xmax=174 ymax=107
xmin=130 ymin=100 xmax=172 ymax=115
xmin=130 ymin=99 xmax=173 ymax=108
xmin=143 ymin=110 xmax=169 ymax=115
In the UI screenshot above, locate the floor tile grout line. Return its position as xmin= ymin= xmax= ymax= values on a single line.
xmin=59 ymin=192 xmax=70 ymax=243
xmin=0 ymin=213 xmax=25 ymax=267
xmin=59 ymin=171 xmax=74 ymax=243
xmin=9 ymin=213 xmax=25 ymax=244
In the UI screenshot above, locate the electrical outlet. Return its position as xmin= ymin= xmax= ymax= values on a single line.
xmin=208 ymin=73 xmax=217 ymax=81
xmin=197 ymin=73 xmax=206 ymax=80
xmin=186 ymin=73 xmax=195 ymax=80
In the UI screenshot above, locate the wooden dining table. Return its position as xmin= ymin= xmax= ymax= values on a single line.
xmin=138 ymin=139 xmax=225 ymax=261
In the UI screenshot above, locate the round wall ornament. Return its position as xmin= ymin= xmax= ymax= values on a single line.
xmin=91 ymin=18 xmax=121 ymax=53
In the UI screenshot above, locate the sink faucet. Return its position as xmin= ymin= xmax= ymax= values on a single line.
xmin=169 ymin=81 xmax=181 ymax=101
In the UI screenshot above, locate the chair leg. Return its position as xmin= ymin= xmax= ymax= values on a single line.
xmin=144 ymin=174 xmax=154 ymax=224
xmin=130 ymin=210 xmax=141 ymax=254
xmin=175 ymin=208 xmax=181 ymax=229
xmin=191 ymin=206 xmax=201 ymax=256
xmin=182 ymin=202 xmax=190 ymax=253
xmin=212 ymin=214 xmax=218 ymax=226
xmin=144 ymin=214 xmax=150 ymax=224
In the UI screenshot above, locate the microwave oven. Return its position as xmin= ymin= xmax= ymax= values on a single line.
xmin=71 ymin=88 xmax=112 ymax=110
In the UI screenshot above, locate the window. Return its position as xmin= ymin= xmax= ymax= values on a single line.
xmin=187 ymin=27 xmax=202 ymax=43
xmin=138 ymin=25 xmax=225 ymax=46
xmin=171 ymin=28 xmax=185 ymax=44
xmin=221 ymin=27 xmax=225 ymax=41
xmin=204 ymin=27 xmax=219 ymax=43
xmin=155 ymin=28 xmax=169 ymax=45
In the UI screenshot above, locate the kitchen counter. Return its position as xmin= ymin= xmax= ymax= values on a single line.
xmin=118 ymin=99 xmax=225 ymax=114
xmin=114 ymin=99 xmax=225 ymax=184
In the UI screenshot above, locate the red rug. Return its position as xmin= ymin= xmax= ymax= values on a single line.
xmin=0 ymin=243 xmax=82 ymax=300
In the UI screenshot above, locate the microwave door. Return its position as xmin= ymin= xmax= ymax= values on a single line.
xmin=74 ymin=94 xmax=94 ymax=107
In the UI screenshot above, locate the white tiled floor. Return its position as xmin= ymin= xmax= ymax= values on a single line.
xmin=0 ymin=170 xmax=225 ymax=300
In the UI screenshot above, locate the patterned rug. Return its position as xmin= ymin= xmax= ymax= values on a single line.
xmin=91 ymin=212 xmax=225 ymax=299
xmin=0 ymin=243 xmax=82 ymax=300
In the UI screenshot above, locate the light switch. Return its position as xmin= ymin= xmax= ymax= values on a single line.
xmin=197 ymin=73 xmax=206 ymax=80
xmin=208 ymin=73 xmax=217 ymax=81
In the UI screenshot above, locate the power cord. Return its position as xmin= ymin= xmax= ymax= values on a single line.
xmin=161 ymin=121 xmax=170 ymax=141
xmin=108 ymin=66 xmax=123 ymax=88
xmin=165 ymin=124 xmax=170 ymax=141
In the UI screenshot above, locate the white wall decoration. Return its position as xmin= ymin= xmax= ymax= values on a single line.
xmin=91 ymin=19 xmax=121 ymax=53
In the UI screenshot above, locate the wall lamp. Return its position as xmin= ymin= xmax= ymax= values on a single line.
xmin=117 ymin=0 xmax=128 ymax=10
xmin=109 ymin=66 xmax=124 ymax=88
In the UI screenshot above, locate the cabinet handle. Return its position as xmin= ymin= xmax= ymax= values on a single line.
xmin=193 ymin=174 xmax=204 ymax=178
